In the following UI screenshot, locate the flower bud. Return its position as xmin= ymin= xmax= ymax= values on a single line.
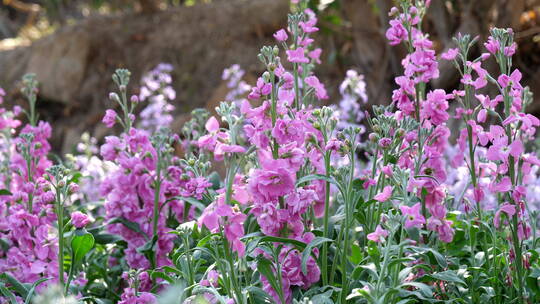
xmin=368 ymin=133 xmax=379 ymax=143
xmin=130 ymin=95 xmax=139 ymax=103
xmin=109 ymin=92 xmax=120 ymax=103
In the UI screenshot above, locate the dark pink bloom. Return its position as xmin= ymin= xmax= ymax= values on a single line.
xmin=421 ymin=89 xmax=451 ymax=125
xmin=102 ymin=109 xmax=117 ymax=128
xmin=71 ymin=211 xmax=90 ymax=228
xmin=484 ymin=36 xmax=500 ymax=54
xmin=386 ymin=19 xmax=407 ymax=45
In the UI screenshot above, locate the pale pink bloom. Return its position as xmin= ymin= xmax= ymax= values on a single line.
xmin=374 ymin=186 xmax=393 ymax=202
xmin=400 ymin=203 xmax=425 ymax=229
xmin=305 ymin=76 xmax=328 ymax=99
xmin=494 ymin=203 xmax=516 ymax=228
xmin=273 ymin=29 xmax=288 ymax=42
xmin=477 ymin=109 xmax=487 ymax=123
xmin=367 ymin=225 xmax=388 ymax=243
xmin=287 ymin=47 xmax=309 ymax=63
xmin=441 ymin=48 xmax=458 ymax=60
xmin=490 ymin=176 xmax=512 ymax=193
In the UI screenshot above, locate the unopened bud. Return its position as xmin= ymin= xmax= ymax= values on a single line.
xmin=368 ymin=133 xmax=378 ymax=143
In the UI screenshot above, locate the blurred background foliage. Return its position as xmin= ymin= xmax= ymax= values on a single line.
xmin=0 ymin=0 xmax=540 ymax=153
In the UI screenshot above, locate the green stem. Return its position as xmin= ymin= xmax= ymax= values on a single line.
xmin=340 ymin=147 xmax=356 ymax=303
xmin=55 ymin=191 xmax=65 ymax=292
xmin=321 ymin=152 xmax=331 ymax=286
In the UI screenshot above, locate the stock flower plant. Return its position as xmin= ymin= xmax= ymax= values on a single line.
xmin=1 ymin=0 xmax=540 ymax=303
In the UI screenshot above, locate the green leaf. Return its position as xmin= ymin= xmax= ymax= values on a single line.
xmin=109 ymin=217 xmax=148 ymax=240
xmin=24 ymin=278 xmax=50 ymax=304
xmin=92 ymin=233 xmax=123 ymax=244
xmin=349 ymin=244 xmax=362 ymax=265
xmin=252 ymin=235 xmax=307 ymax=250
xmin=0 ymin=189 xmax=12 ymax=196
xmin=399 ymin=282 xmax=433 ymax=298
xmin=196 ymin=233 xmax=219 ymax=248
xmin=429 ymin=270 xmax=466 ymax=286
xmin=0 ymin=273 xmax=28 ymax=299
xmin=352 ymin=179 xmax=365 ymax=191
xmin=295 ymin=174 xmax=335 ymax=187
xmin=207 ymin=171 xmax=221 ymax=190
xmin=0 ymin=282 xmax=18 ymax=304
xmin=0 ymin=238 xmax=10 ymax=252
xmin=301 ymin=237 xmax=333 ymax=275
xmin=179 ymin=196 xmax=206 ymax=212
xmin=71 ymin=229 xmax=95 ymax=264
xmin=138 ymin=235 xmax=158 ymax=267
xmin=256 ymin=258 xmax=281 ymax=302
xmin=245 ymin=286 xmax=273 ymax=303
xmin=150 ymin=270 xmax=174 ymax=284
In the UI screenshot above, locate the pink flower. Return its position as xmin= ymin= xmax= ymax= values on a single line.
xmin=378 ymin=138 xmax=392 ymax=149
xmin=287 ymin=47 xmax=309 ymax=63
xmin=494 ymin=203 xmax=516 ymax=228
xmin=484 ymin=36 xmax=500 ymax=54
xmin=214 ymin=143 xmax=246 ymax=161
xmin=386 ymin=19 xmax=407 ymax=45
xmin=248 ymin=77 xmax=272 ymax=100
xmin=400 ymin=203 xmax=425 ymax=229
xmin=248 ymin=162 xmax=295 ymax=203
xmin=477 ymin=109 xmax=487 ymax=123
xmin=272 ymin=118 xmax=306 ymax=146
xmin=102 ymin=109 xmax=117 ymax=128
xmin=381 ymin=165 xmax=393 ymax=177
xmin=308 ymin=48 xmax=322 ymax=64
xmin=299 ymin=19 xmax=319 ymax=33
xmin=441 ymin=48 xmax=458 ymax=60
xmin=201 ymin=270 xmax=219 ymax=287
xmin=273 ymin=29 xmax=288 ymax=42
xmin=374 ymin=186 xmax=393 ymax=202
xmin=71 ymin=211 xmax=90 ymax=228
xmin=367 ymin=225 xmax=388 ymax=243
xmin=325 ymin=139 xmax=342 ymax=152
xmin=490 ymin=176 xmax=512 ymax=193
xmin=304 ymin=76 xmax=328 ymax=100
xmin=421 ymin=89 xmax=451 ymax=125
xmin=206 ymin=116 xmax=220 ymax=133
xmin=504 ymin=42 xmax=517 ymax=57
